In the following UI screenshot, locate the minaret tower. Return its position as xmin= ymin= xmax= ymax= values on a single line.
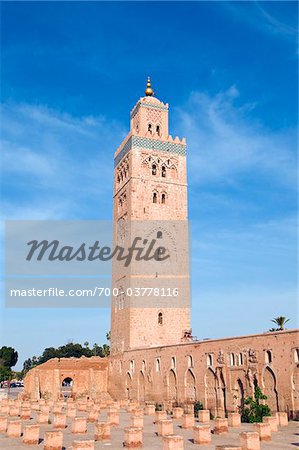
xmin=110 ymin=78 xmax=191 ymax=354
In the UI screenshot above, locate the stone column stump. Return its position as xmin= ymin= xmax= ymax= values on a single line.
xmin=162 ymin=435 xmax=184 ymax=450
xmin=214 ymin=418 xmax=228 ymax=435
xmin=155 ymin=411 xmax=167 ymax=423
xmin=253 ymin=423 xmax=271 ymax=441
xmin=182 ymin=413 xmax=194 ymax=429
xmin=77 ymin=402 xmax=87 ymax=412
xmin=193 ymin=425 xmax=211 ymax=444
xmin=132 ymin=407 xmax=144 ymax=417
xmin=7 ymin=420 xmax=22 ymax=438
xmin=215 ymin=447 xmax=242 ymax=450
xmin=53 ymin=405 xmax=63 ymax=414
xmin=239 ymin=431 xmax=260 ymax=450
xmin=9 ymin=406 xmax=20 ymax=417
xmin=53 ymin=412 xmax=67 ymax=429
xmin=228 ymin=413 xmax=241 ymax=427
xmin=128 ymin=402 xmax=139 ymax=413
xmin=131 ymin=415 xmax=144 ymax=428
xmin=1 ymin=404 xmax=9 ymax=415
xmin=157 ymin=419 xmax=173 ymax=436
xmin=123 ymin=427 xmax=143 ymax=448
xmin=107 ymin=408 xmax=119 ymax=426
xmin=94 ymin=422 xmax=111 ymax=441
xmin=40 ymin=405 xmax=50 ymax=414
xmin=23 ymin=424 xmax=40 ymax=445
xmin=30 ymin=402 xmax=39 ymax=411
xmin=198 ymin=410 xmax=210 ymax=423
xmin=173 ymin=407 xmax=183 ymax=419
xmin=87 ymin=410 xmax=99 ymax=423
xmin=144 ymin=404 xmax=155 ymax=415
xmin=72 ymin=440 xmax=95 ymax=450
xmin=44 ymin=430 xmax=63 ymax=450
xmin=37 ymin=411 xmax=49 ymax=424
xmin=276 ymin=412 xmax=288 ymax=427
xmin=262 ymin=416 xmax=278 ymax=432
xmin=0 ymin=416 xmax=7 ymax=433
xmin=67 ymin=406 xmax=77 ymax=418
xmin=72 ymin=417 xmax=87 ymax=434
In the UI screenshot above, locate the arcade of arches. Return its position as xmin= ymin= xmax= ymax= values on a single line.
xmin=24 ymin=329 xmax=299 ymax=419
xmin=108 ymin=329 xmax=299 ymax=418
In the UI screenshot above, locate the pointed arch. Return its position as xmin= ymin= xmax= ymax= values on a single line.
xmin=263 ymin=366 xmax=279 ymax=412
xmin=138 ymin=370 xmax=145 ymax=402
xmin=185 ymin=368 xmax=196 ymax=402
xmin=126 ymin=371 xmax=133 ymax=400
xmin=168 ymin=369 xmax=177 ymax=401
xmin=205 ymin=368 xmax=217 ymax=416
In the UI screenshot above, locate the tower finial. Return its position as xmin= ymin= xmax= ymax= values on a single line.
xmin=145 ymin=76 xmax=154 ymax=97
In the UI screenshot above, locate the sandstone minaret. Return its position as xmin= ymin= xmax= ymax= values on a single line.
xmin=110 ymin=78 xmax=191 ymax=355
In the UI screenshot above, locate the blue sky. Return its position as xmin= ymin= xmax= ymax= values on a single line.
xmin=0 ymin=1 xmax=297 ymax=370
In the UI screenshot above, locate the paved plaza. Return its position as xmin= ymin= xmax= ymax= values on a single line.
xmin=0 ymin=402 xmax=298 ymax=449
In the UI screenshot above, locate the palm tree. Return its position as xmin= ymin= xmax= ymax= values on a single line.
xmin=270 ymin=316 xmax=290 ymax=331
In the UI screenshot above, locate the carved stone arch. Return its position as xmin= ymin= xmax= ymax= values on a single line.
xmin=185 ymin=368 xmax=196 ymax=402
xmin=126 ymin=371 xmax=133 ymax=400
xmin=262 ymin=365 xmax=279 ymax=412
xmin=291 ymin=366 xmax=299 ymax=417
xmin=205 ymin=368 xmax=217 ymax=416
xmin=168 ymin=369 xmax=177 ymax=401
xmin=233 ymin=377 xmax=245 ymax=412
xmin=138 ymin=370 xmax=145 ymax=402
xmin=155 ymin=122 xmax=162 ymax=137
xmin=216 ymin=368 xmax=227 ymax=417
xmin=144 ymin=225 xmax=178 ymax=263
xmin=170 ymin=164 xmax=178 ymax=179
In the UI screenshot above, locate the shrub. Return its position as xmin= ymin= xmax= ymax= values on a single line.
xmin=194 ymin=401 xmax=204 ymax=418
xmin=240 ymin=386 xmax=271 ymax=423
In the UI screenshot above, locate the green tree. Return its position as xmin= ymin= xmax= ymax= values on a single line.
xmin=0 ymin=346 xmax=18 ymax=368
xmin=102 ymin=344 xmax=110 ymax=357
xmin=106 ymin=331 xmax=111 ymax=341
xmin=0 ymin=366 xmax=12 ymax=382
xmin=269 ymin=316 xmax=290 ymax=331
xmin=240 ymin=386 xmax=271 ymax=423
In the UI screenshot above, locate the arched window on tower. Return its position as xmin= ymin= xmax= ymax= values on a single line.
xmin=265 ymin=350 xmax=272 ymax=364
xmin=238 ymin=353 xmax=243 ymax=366
xmin=158 ymin=312 xmax=163 ymax=325
xmin=157 ymin=231 xmax=163 ymax=239
xmin=153 ymin=192 xmax=157 ymax=204
xmin=230 ymin=353 xmax=235 ymax=366
xmin=295 ymin=349 xmax=299 ymax=363
xmin=156 ymin=125 xmax=161 ymax=136
xmin=206 ymin=354 xmax=213 ymax=367
xmin=187 ymin=355 xmax=193 ymax=368
xmin=155 ymin=358 xmax=161 ymax=372
xmin=161 ymin=166 xmax=166 ymax=177
xmin=148 ymin=123 xmax=152 ymax=134
xmin=129 ymin=360 xmax=135 ymax=373
xmin=161 ymin=193 xmax=166 ymax=204
xmin=152 ymin=164 xmax=157 ymax=175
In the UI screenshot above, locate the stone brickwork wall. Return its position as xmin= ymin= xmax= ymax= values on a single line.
xmin=111 ymin=92 xmax=191 ymax=355
xmin=108 ymin=329 xmax=299 ymax=418
xmin=24 ymin=357 xmax=109 ymax=401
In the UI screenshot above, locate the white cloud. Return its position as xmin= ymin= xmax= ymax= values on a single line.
xmin=174 ymin=87 xmax=297 ymax=187
xmin=1 ymin=102 xmax=126 ymax=219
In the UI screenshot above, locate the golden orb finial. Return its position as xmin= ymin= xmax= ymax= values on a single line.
xmin=145 ymin=76 xmax=154 ymax=96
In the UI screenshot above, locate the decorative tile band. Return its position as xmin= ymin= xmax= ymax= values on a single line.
xmin=131 ymin=101 xmax=168 ymax=118
xmin=114 ymin=135 xmax=186 ymax=167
